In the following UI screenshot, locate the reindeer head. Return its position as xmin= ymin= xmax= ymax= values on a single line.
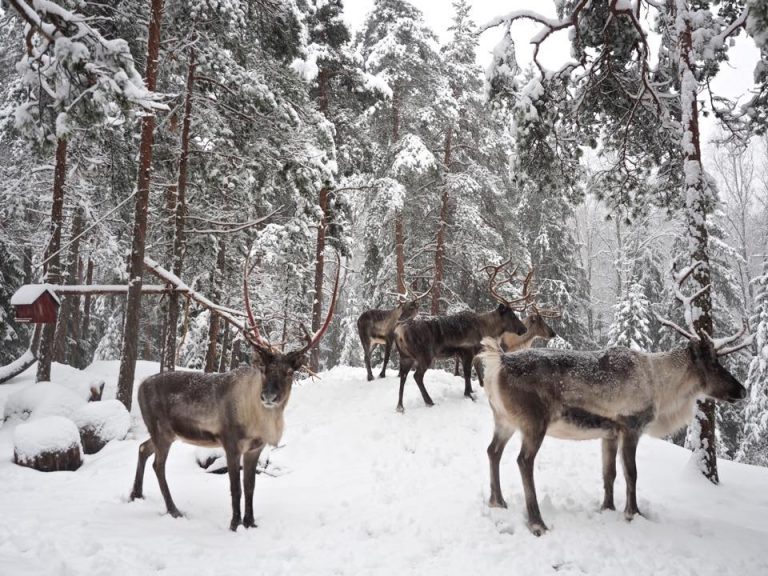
xmin=524 ymin=312 xmax=558 ymax=340
xmin=242 ymin=252 xmax=341 ymax=408
xmin=657 ymin=262 xmax=751 ymax=404
xmin=484 ymin=259 xmax=531 ymax=336
xmin=394 ymin=284 xmax=431 ymax=320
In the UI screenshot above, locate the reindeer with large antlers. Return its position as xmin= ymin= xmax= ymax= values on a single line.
xmin=480 ymin=262 xmax=751 ymax=536
xmin=357 ymin=287 xmax=430 ymax=381
xmin=392 ymin=260 xmax=529 ymax=412
xmin=130 ymin=252 xmax=341 ymax=531
xmin=455 ymin=270 xmax=559 ymax=385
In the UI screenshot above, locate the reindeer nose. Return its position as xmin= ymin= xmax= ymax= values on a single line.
xmin=261 ymin=391 xmax=278 ymax=405
xmin=735 ymin=386 xmax=747 ymax=400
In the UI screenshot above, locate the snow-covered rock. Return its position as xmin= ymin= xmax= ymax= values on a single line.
xmin=71 ymin=400 xmax=130 ymax=454
xmin=3 ymin=382 xmax=87 ymax=423
xmin=13 ymin=416 xmax=82 ymax=472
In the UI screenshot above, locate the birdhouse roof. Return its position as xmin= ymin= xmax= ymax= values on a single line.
xmin=10 ymin=284 xmax=61 ymax=306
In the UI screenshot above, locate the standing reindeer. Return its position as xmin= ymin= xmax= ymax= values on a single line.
xmin=393 ymin=261 xmax=529 ymax=412
xmin=454 ymin=305 xmax=559 ymax=385
xmin=130 ymin=254 xmax=340 ymax=531
xmin=357 ymin=289 xmax=428 ymax=381
xmin=481 ymin=263 xmax=751 ymax=536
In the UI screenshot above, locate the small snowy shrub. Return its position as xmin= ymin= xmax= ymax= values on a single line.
xmin=13 ymin=416 xmax=82 ymax=472
xmin=72 ymin=400 xmax=130 ymax=454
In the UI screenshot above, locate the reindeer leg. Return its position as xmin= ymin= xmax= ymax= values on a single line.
xmin=488 ymin=427 xmax=513 ymax=508
xmin=130 ymin=438 xmax=155 ymax=500
xmin=151 ymin=436 xmax=183 ymax=519
xmin=454 ymin=356 xmax=460 ymax=376
xmin=413 ymin=364 xmax=435 ymax=407
xmin=242 ymin=443 xmax=265 ymax=529
xmin=461 ymin=352 xmax=475 ymax=400
xmin=379 ymin=337 xmax=392 ymax=378
xmin=601 ymin=435 xmax=618 ymax=511
xmin=224 ymin=443 xmax=243 ymax=531
xmin=397 ymin=356 xmax=414 ymax=412
xmin=361 ymin=337 xmax=374 ymax=381
xmin=518 ymin=424 xmax=548 ymax=536
xmin=474 ymin=357 xmax=485 ymax=388
xmin=620 ymin=431 xmax=642 ymax=520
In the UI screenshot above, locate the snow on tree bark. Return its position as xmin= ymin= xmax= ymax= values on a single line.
xmin=676 ymin=0 xmax=719 ymax=484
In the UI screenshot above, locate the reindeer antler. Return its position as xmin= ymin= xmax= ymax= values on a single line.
xmin=657 ymin=261 xmax=754 ymax=356
xmin=483 ymin=260 xmax=536 ymax=312
xmin=242 ymin=251 xmax=272 ymax=354
xmin=296 ymin=251 xmax=341 ymax=356
xmin=531 ymin=303 xmax=561 ymax=319
xmin=410 ymin=283 xmax=432 ymax=302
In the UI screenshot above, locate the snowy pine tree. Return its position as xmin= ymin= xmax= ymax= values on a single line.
xmin=607 ymin=281 xmax=653 ymax=352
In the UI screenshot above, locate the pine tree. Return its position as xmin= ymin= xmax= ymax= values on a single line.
xmin=608 ymin=281 xmax=653 ymax=351
xmin=737 ymin=261 xmax=768 ymax=465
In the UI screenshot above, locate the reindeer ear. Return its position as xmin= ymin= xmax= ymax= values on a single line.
xmin=497 ymin=303 xmax=509 ymax=314
xmin=289 ymin=353 xmax=307 ymax=370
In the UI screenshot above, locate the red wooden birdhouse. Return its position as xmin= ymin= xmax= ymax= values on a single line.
xmin=10 ymin=284 xmax=61 ymax=324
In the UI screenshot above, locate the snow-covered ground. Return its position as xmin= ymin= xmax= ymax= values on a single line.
xmin=1 ymin=361 xmax=767 ymax=576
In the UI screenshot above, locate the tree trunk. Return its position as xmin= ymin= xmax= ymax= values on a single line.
xmin=36 ymin=138 xmax=67 ymax=383
xmin=310 ymin=187 xmax=330 ymax=371
xmin=677 ymin=1 xmax=718 ymax=484
xmin=229 ymin=338 xmax=241 ymax=371
xmin=163 ymin=43 xmax=195 ymax=374
xmin=54 ymin=206 xmax=84 ymax=364
xmin=218 ymin=322 xmax=230 ymax=373
xmin=392 ymin=84 xmax=406 ymax=296
xmin=81 ymin=258 xmax=94 ymax=348
xmin=431 ymin=126 xmax=452 ymax=315
xmin=116 ymin=0 xmax=164 ymax=410
xmin=69 ymin=257 xmax=83 ymax=368
xmin=204 ymin=239 xmax=226 ymax=373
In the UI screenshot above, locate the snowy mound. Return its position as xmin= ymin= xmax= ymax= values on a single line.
xmin=72 ymin=400 xmax=130 ymax=454
xmin=3 ymin=382 xmax=87 ymax=423
xmin=13 ymin=416 xmax=82 ymax=472
xmin=58 ymin=378 xmax=106 ymax=402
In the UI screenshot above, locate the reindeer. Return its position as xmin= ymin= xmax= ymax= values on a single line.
xmin=393 ymin=261 xmax=530 ymax=413
xmin=454 ymin=304 xmax=559 ymax=386
xmin=357 ymin=289 xmax=428 ymax=381
xmin=129 ymin=253 xmax=340 ymax=531
xmin=480 ymin=262 xmax=751 ymax=536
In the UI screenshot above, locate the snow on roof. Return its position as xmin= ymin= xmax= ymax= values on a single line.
xmin=10 ymin=284 xmax=61 ymax=306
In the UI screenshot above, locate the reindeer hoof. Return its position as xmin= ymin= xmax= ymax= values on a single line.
xmin=129 ymin=491 xmax=143 ymax=501
xmin=465 ymin=392 xmax=477 ymax=402
xmin=528 ymin=521 xmax=548 ymax=536
xmin=378 ymin=372 xmax=386 ymax=379
xmin=367 ymin=374 xmax=374 ymax=382
xmin=488 ymin=496 xmax=508 ymax=509
xmin=243 ymin=517 xmax=257 ymax=529
xmin=230 ymin=518 xmax=241 ymax=531
xmin=396 ymin=405 xmax=405 ymax=413
xmin=624 ymin=508 xmax=642 ymax=522
xmin=601 ymin=502 xmax=616 ymax=511
xmin=167 ymin=508 xmax=184 ymax=519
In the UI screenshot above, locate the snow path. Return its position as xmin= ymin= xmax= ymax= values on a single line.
xmin=1 ymin=362 xmax=767 ymax=576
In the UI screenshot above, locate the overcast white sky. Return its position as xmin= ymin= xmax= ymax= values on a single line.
xmin=344 ymin=0 xmax=761 ymax=146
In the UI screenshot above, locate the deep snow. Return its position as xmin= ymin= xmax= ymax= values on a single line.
xmin=0 ymin=360 xmax=767 ymax=576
